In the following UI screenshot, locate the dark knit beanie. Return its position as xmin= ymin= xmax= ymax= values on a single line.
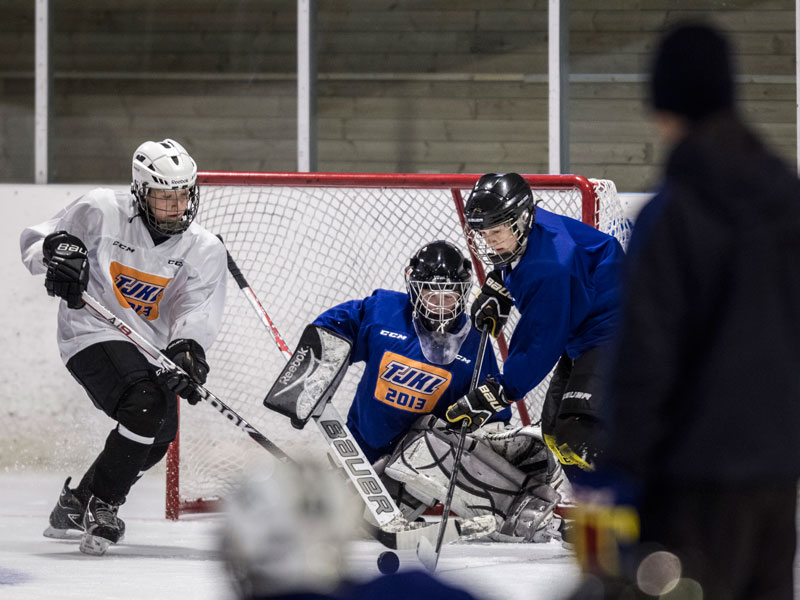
xmin=650 ymin=23 xmax=735 ymax=121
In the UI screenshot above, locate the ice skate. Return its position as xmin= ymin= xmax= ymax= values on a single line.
xmin=79 ymin=495 xmax=124 ymax=556
xmin=42 ymin=477 xmax=85 ymax=539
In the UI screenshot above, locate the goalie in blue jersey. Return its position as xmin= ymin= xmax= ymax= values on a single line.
xmin=309 ymin=240 xmax=564 ymax=543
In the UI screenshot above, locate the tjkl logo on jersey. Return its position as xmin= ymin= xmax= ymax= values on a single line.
xmin=374 ymin=351 xmax=452 ymax=413
xmin=109 ymin=262 xmax=172 ymax=320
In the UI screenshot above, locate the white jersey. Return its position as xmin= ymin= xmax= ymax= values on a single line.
xmin=20 ymin=188 xmax=228 ymax=365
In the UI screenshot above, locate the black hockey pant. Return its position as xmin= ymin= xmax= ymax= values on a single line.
xmin=67 ymin=340 xmax=178 ymax=505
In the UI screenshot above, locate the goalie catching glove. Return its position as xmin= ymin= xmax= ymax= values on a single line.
xmin=470 ymin=270 xmax=513 ymax=337
xmin=445 ymin=375 xmax=511 ymax=433
xmin=42 ymin=231 xmax=89 ymax=309
xmin=159 ymin=338 xmax=209 ymax=405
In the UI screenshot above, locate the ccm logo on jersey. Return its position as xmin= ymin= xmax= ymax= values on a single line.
xmin=112 ymin=240 xmax=135 ymax=253
xmin=380 ymin=330 xmax=407 ymax=340
xmin=109 ymin=262 xmax=172 ymax=321
xmin=374 ymin=351 xmax=452 ymax=413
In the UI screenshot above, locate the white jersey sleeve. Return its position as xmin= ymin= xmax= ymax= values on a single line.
xmin=20 ymin=188 xmax=228 ymax=364
xmin=166 ymin=231 xmax=227 ymax=351
xmin=20 ymin=190 xmax=106 ymax=275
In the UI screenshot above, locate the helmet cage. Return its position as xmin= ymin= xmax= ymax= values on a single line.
xmin=133 ymin=183 xmax=199 ymax=235
xmin=465 ymin=208 xmax=532 ymax=266
xmin=406 ymin=276 xmax=472 ymax=333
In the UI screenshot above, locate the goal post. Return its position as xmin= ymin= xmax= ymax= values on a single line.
xmin=165 ymin=171 xmax=630 ymax=519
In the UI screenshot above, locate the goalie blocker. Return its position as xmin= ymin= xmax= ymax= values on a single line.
xmin=264 ymin=324 xmax=352 ymax=429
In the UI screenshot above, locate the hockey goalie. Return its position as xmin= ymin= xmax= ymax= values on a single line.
xmin=265 ymin=240 xmax=563 ymax=543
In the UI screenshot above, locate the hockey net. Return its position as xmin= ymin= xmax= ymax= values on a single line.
xmin=166 ymin=172 xmax=631 ymax=519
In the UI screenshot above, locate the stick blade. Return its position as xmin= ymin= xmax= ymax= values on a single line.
xmin=416 ymin=535 xmax=438 ymax=572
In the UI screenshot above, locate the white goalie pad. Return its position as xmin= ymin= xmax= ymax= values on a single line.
xmin=478 ymin=424 xmax=565 ymax=491
xmin=384 ymin=416 xmax=561 ymax=542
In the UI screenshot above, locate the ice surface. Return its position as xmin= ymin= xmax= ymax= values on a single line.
xmin=1 ymin=471 xmax=583 ymax=600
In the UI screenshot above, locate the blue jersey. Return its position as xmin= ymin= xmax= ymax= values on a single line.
xmin=498 ymin=207 xmax=624 ymax=401
xmin=313 ymin=289 xmax=505 ymax=462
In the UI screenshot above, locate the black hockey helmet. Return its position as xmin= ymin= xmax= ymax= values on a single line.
xmin=463 ymin=173 xmax=535 ymax=266
xmin=405 ymin=241 xmax=472 ymax=333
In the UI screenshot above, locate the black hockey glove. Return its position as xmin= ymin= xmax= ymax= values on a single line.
xmin=445 ymin=375 xmax=511 ymax=433
xmin=471 ymin=270 xmax=513 ymax=338
xmin=160 ymin=339 xmax=209 ymax=405
xmin=42 ymin=231 xmax=89 ymax=309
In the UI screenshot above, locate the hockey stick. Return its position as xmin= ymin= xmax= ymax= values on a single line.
xmin=218 ymin=241 xmax=496 ymax=549
xmin=417 ymin=325 xmax=491 ymax=572
xmin=80 ymin=291 xmax=294 ymax=465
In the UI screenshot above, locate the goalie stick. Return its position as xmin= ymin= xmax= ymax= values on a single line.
xmin=218 ymin=240 xmax=497 ymax=550
xmin=417 ymin=326 xmax=490 ymax=572
xmin=80 ymin=291 xmax=294 ymax=465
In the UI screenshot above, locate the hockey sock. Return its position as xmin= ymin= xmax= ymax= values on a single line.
xmin=90 ymin=428 xmax=152 ymax=505
xmin=141 ymin=442 xmax=170 ymax=472
xmin=74 ymin=460 xmax=98 ymax=506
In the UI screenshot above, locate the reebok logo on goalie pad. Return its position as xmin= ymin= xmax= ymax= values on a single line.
xmin=374 ymin=351 xmax=452 ymax=413
xmin=276 ymin=345 xmax=317 ymax=389
xmin=109 ymin=262 xmax=172 ymax=321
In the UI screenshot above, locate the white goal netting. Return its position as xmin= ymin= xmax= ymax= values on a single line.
xmin=166 ymin=172 xmax=631 ymax=518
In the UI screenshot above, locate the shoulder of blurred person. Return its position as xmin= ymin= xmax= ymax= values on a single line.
xmin=665 ymin=110 xmax=800 ymax=227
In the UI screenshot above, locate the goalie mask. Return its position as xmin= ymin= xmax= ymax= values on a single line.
xmin=405 ymin=241 xmax=473 ymax=364
xmin=464 ymin=173 xmax=535 ymax=267
xmin=131 ymin=138 xmax=199 ymax=235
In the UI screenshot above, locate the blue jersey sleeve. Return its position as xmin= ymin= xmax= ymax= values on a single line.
xmin=312 ymin=295 xmax=373 ymax=364
xmin=500 ymin=269 xmax=571 ymax=402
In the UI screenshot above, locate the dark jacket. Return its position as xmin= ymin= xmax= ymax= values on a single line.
xmin=603 ymin=111 xmax=800 ymax=488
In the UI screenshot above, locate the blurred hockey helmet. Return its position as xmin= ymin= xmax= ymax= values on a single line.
xmin=219 ymin=462 xmax=360 ymax=598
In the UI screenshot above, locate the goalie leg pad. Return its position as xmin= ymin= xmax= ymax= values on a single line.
xmin=480 ymin=424 xmax=565 ymax=491
xmin=384 ymin=416 xmax=528 ymax=522
xmin=494 ymin=483 xmax=562 ymax=543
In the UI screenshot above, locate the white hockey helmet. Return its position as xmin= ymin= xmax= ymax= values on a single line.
xmin=219 ymin=462 xmax=360 ymax=598
xmin=131 ymin=138 xmax=199 ymax=235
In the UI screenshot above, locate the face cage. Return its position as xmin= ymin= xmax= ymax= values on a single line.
xmin=134 ymin=183 xmax=200 ymax=235
xmin=408 ymin=279 xmax=471 ymax=333
xmin=465 ymin=213 xmax=529 ymax=267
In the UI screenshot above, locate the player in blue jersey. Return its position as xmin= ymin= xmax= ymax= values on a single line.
xmin=312 ymin=240 xmax=564 ymax=542
xmin=445 ymin=173 xmax=624 ymax=475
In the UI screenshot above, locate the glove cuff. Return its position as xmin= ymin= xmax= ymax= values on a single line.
xmin=164 ymin=338 xmax=207 ymax=363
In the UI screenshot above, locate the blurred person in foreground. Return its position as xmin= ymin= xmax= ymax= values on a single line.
xmin=220 ymin=461 xmax=483 ymax=600
xmin=567 ymin=22 xmax=800 ymax=599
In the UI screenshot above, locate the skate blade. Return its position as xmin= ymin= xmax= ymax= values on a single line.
xmin=43 ymin=526 xmax=82 ymax=539
xmin=79 ymin=533 xmax=113 ymax=556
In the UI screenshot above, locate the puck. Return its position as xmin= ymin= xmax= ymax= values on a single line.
xmin=377 ymin=550 xmax=399 ymax=574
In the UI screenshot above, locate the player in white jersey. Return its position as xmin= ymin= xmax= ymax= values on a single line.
xmin=20 ymin=139 xmax=227 ymax=555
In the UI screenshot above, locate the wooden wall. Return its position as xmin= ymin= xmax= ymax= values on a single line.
xmin=0 ymin=0 xmax=795 ymax=192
